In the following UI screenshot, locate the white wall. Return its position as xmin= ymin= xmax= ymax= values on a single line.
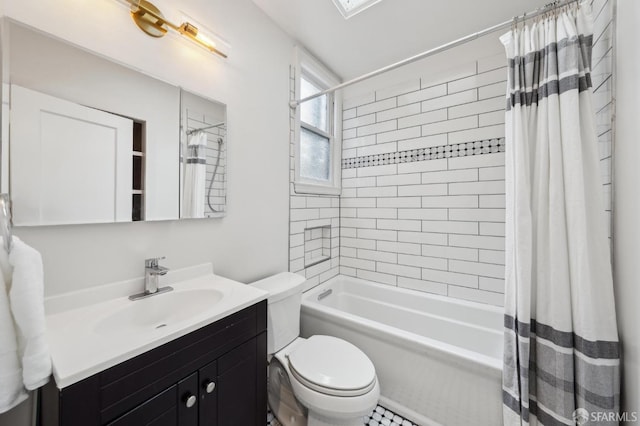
xmin=2 ymin=0 xmax=293 ymax=295
xmin=0 ymin=0 xmax=293 ymax=423
xmin=613 ymin=0 xmax=640 ymax=415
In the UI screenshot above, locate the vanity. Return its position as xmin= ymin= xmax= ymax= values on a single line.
xmin=40 ymin=264 xmax=268 ymax=426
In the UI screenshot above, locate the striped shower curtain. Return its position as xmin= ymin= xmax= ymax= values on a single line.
xmin=501 ymin=2 xmax=620 ymax=425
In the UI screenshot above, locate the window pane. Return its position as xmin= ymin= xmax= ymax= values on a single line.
xmin=300 ymin=128 xmax=330 ymax=181
xmin=300 ymin=77 xmax=328 ymax=132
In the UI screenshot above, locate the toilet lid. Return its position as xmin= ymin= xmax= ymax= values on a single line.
xmin=287 ymin=335 xmax=376 ymax=397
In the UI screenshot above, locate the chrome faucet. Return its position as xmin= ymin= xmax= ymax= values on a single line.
xmin=144 ymin=257 xmax=169 ymax=293
xmin=129 ymin=257 xmax=173 ymax=301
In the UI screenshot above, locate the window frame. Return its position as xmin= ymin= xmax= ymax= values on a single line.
xmin=293 ymin=47 xmax=342 ymax=196
xmin=331 ymin=0 xmax=384 ymax=19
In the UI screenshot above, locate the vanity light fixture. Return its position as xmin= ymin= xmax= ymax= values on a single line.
xmin=117 ymin=0 xmax=227 ymax=58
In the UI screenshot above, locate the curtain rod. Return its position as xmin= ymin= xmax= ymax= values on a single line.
xmin=186 ymin=121 xmax=226 ymax=135
xmin=289 ymin=0 xmax=580 ymax=108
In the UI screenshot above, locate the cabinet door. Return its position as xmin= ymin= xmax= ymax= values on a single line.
xmin=217 ymin=339 xmax=258 ymax=426
xmin=199 ymin=360 xmax=218 ymax=426
xmin=178 ymin=373 xmax=199 ymax=426
xmin=107 ymin=385 xmax=177 ymax=426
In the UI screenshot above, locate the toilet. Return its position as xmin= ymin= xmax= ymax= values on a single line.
xmin=251 ymin=272 xmax=380 ymax=426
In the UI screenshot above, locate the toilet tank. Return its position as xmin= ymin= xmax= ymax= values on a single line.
xmin=250 ymin=272 xmax=306 ymax=355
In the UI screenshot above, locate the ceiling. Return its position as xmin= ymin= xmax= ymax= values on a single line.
xmin=252 ymin=0 xmax=550 ymax=80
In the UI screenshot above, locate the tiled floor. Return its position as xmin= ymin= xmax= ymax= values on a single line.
xmin=267 ymin=404 xmax=419 ymax=426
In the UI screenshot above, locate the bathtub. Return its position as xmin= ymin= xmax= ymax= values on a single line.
xmin=300 ymin=275 xmax=503 ymax=426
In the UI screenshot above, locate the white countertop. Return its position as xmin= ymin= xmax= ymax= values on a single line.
xmin=44 ymin=264 xmax=268 ymax=388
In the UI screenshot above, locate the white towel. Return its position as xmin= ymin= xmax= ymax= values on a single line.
xmin=182 ymin=131 xmax=208 ymax=218
xmin=0 ymin=246 xmax=27 ymax=413
xmin=7 ymin=237 xmax=51 ymax=390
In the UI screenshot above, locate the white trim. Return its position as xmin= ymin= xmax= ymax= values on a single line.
xmin=293 ymin=46 xmax=342 ymax=196
xmin=331 ymin=0 xmax=384 ymax=19
xmin=293 ymin=182 xmax=341 ymax=196
xmin=301 ymin=122 xmax=331 ymax=140
xmin=297 ymin=48 xmax=340 ymax=90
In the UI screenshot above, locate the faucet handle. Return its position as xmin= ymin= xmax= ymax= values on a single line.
xmin=145 ymin=257 xmax=166 ymax=268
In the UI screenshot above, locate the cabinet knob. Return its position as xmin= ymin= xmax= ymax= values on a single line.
xmin=185 ymin=394 xmax=197 ymax=408
xmin=205 ymin=381 xmax=216 ymax=394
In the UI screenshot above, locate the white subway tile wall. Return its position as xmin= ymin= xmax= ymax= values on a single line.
xmin=289 ymin=66 xmax=340 ymax=289
xmin=341 ymin=55 xmax=508 ymax=306
xmin=304 ymin=225 xmax=332 ymax=267
xmin=591 ymin=0 xmax=614 ymax=243
xmin=185 ymin=109 xmax=227 ymax=216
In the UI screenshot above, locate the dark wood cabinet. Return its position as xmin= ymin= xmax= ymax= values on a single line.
xmin=107 ymin=385 xmax=178 ymax=426
xmin=41 ymin=301 xmax=267 ymax=426
xmin=177 ymin=373 xmax=199 ymax=426
xmin=198 ymin=360 xmax=218 ymax=425
xmin=218 ymin=339 xmax=258 ymax=426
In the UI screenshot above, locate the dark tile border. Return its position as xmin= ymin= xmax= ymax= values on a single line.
xmin=342 ymin=138 xmax=505 ymax=170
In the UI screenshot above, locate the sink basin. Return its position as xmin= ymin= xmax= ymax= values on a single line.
xmin=94 ymin=288 xmax=224 ymax=337
xmin=45 ymin=264 xmax=270 ymax=388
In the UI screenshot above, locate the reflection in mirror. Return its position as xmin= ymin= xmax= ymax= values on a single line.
xmin=10 ymin=85 xmax=137 ymax=225
xmin=180 ymin=90 xmax=227 ymax=219
xmin=1 ymin=19 xmax=228 ymax=225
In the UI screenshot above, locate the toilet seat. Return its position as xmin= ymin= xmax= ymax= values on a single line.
xmin=286 ymin=335 xmax=377 ymax=397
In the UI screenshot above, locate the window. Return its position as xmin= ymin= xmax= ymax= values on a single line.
xmin=294 ymin=48 xmax=341 ymax=195
xmin=300 ymin=76 xmax=330 ymax=182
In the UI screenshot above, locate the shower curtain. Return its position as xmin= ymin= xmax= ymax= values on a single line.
xmin=182 ymin=131 xmax=208 ymax=218
xmin=501 ymin=3 xmax=620 ymax=425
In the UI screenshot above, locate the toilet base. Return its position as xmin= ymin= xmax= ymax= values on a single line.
xmin=268 ymin=360 xmax=307 ymax=426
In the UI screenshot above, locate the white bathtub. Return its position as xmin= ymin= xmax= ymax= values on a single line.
xmin=300 ymin=275 xmax=503 ymax=426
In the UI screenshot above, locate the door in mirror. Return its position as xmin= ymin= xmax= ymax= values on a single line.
xmin=10 ymin=85 xmax=134 ymax=226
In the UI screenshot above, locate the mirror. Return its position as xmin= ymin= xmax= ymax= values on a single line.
xmin=180 ymin=90 xmax=227 ymax=219
xmin=1 ymin=19 xmax=227 ymax=226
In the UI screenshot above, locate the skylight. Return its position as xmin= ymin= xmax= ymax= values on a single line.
xmin=331 ymin=0 xmax=384 ymax=19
